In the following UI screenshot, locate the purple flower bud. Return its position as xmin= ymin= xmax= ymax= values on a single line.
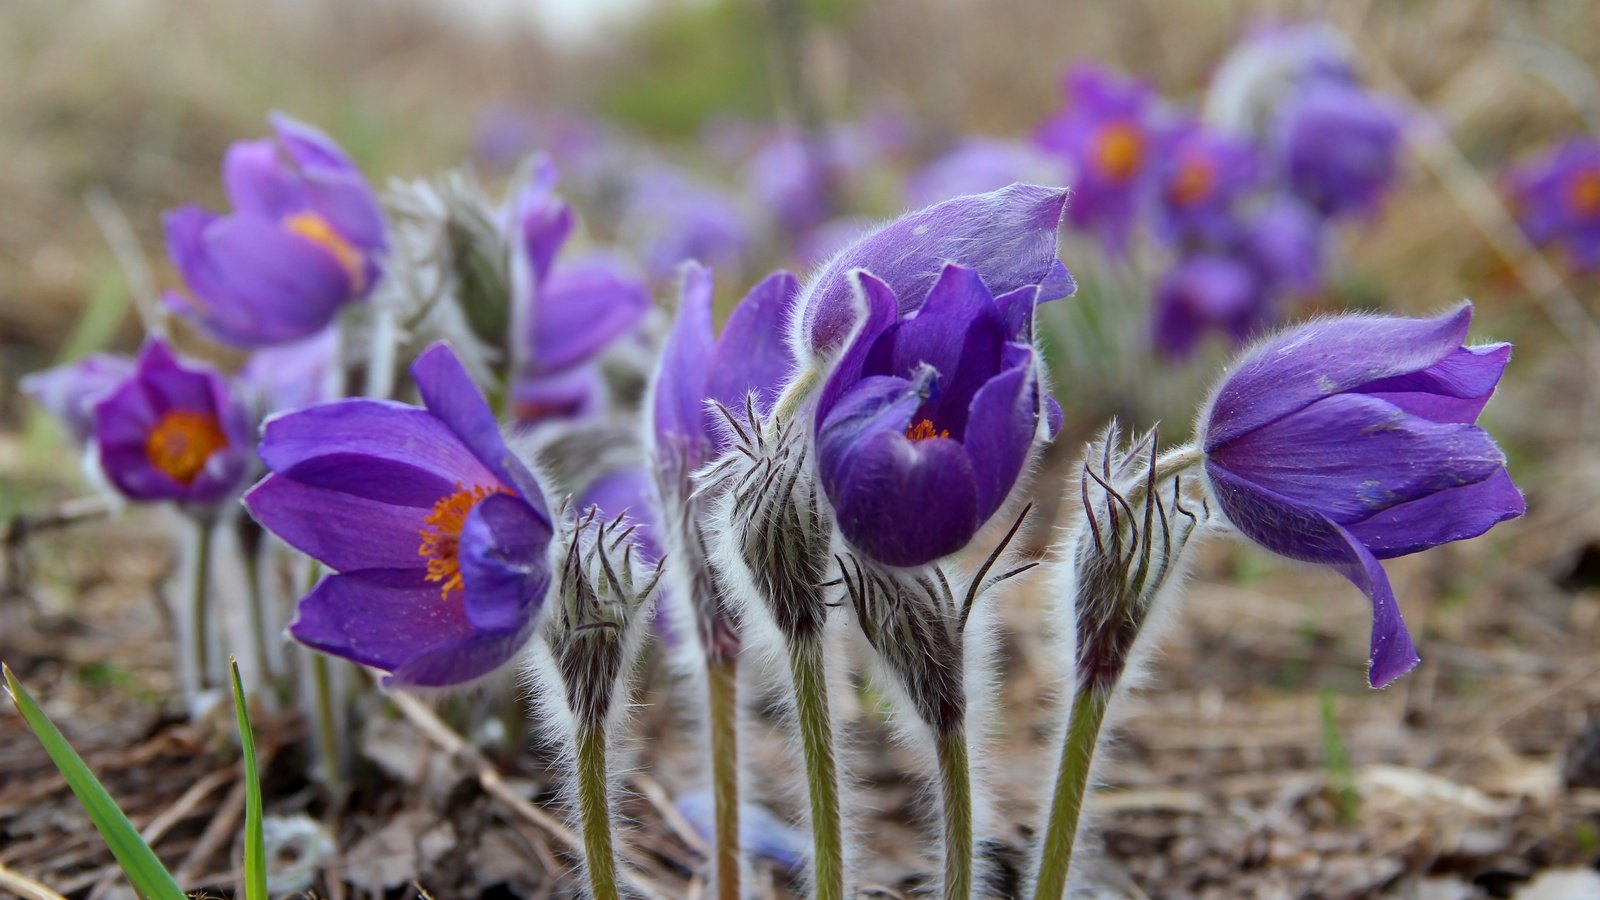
xmin=245 ymin=343 xmax=554 ymax=688
xmin=92 ymin=339 xmax=253 ymax=509
xmin=816 ymin=264 xmax=1052 ymax=568
xmin=164 ymin=113 xmax=387 ymax=348
xmin=797 ymin=183 xmax=1072 ymax=360
xmin=576 ymin=467 xmax=662 ymax=566
xmin=1278 ymin=81 xmax=1404 ymax=219
xmin=22 ymin=353 xmax=135 ymax=446
xmin=1198 ymin=303 xmax=1524 ymax=687
xmin=1502 ymin=138 xmax=1600 ymax=272
xmin=1154 ymin=121 xmax=1260 ymax=244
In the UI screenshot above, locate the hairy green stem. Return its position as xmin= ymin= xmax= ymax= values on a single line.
xmin=788 ymin=637 xmax=843 ymax=900
xmin=1032 ymin=686 xmax=1112 ymax=899
xmin=937 ymin=727 xmax=973 ymax=900
xmin=575 ymin=724 xmax=620 ymax=900
xmin=189 ymin=520 xmax=214 ymax=692
xmin=707 ymin=657 xmax=741 ymax=900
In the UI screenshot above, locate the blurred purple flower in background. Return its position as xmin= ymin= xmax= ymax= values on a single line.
xmin=1278 ymin=80 xmax=1404 ymax=219
xmin=1154 ymin=121 xmax=1259 ymax=244
xmin=22 ymin=354 xmax=135 ymax=446
xmin=246 ymin=343 xmax=554 ymax=688
xmin=1239 ymin=195 xmax=1325 ymax=294
xmin=1035 ymin=64 xmax=1163 ymax=253
xmin=239 ymin=328 xmax=342 ymax=417
xmin=1151 ymin=253 xmax=1265 ymax=359
xmin=905 ymin=138 xmax=1065 ymax=209
xmin=93 ymin=339 xmax=252 ymax=509
xmin=576 ymin=467 xmax=663 ymax=565
xmin=815 ymin=264 xmax=1055 ymax=567
xmin=621 ymin=164 xmax=754 ymax=282
xmin=745 ymin=127 xmax=868 ymax=237
xmin=1199 ymin=303 xmax=1524 ymax=687
xmin=164 ymin=113 xmax=388 ymax=347
xmin=1502 ymin=138 xmax=1600 ymax=272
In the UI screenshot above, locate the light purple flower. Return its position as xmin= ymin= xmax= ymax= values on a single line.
xmin=164 ymin=113 xmax=387 ymax=347
xmin=92 ymin=339 xmax=252 ymax=509
xmin=1278 ymin=81 xmax=1404 ymax=219
xmin=1155 ymin=121 xmax=1260 ymax=244
xmin=22 ymin=354 xmax=135 ymax=446
xmin=1199 ymin=303 xmax=1524 ymax=687
xmin=239 ymin=328 xmax=341 ymax=416
xmin=1502 ymin=138 xmax=1600 ymax=271
xmin=621 ymin=164 xmax=753 ymax=282
xmin=1239 ymin=195 xmax=1324 ymax=293
xmin=745 ymin=127 xmax=863 ymax=237
xmin=906 ymin=138 xmax=1065 ymax=209
xmin=816 ymin=264 xmax=1053 ymax=568
xmin=245 ymin=343 xmax=553 ymax=688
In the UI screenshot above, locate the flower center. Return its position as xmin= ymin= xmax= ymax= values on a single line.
xmin=144 ymin=410 xmax=229 ymax=486
xmin=283 ymin=211 xmax=367 ymax=293
xmin=1092 ymin=121 xmax=1146 ymax=183
xmin=418 ymin=483 xmax=511 ymax=601
xmin=906 ymin=418 xmax=949 ymax=442
xmin=1168 ymin=153 xmax=1215 ymax=207
xmin=1566 ymin=167 xmax=1600 ymax=219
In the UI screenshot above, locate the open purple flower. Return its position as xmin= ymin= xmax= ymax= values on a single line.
xmin=1199 ymin=303 xmax=1524 ymax=687
xmin=1035 ymin=64 xmax=1162 ymax=253
xmin=798 ymin=183 xmax=1073 ymax=359
xmin=164 ymin=113 xmax=387 ymax=347
xmin=23 ymin=354 xmax=135 ymax=446
xmin=1278 ymin=81 xmax=1403 ymax=219
xmin=1155 ymin=121 xmax=1259 ymax=244
xmin=816 ymin=264 xmax=1053 ymax=568
xmin=92 ymin=339 xmax=252 ymax=509
xmin=1502 ymin=138 xmax=1600 ymax=272
xmin=245 ymin=343 xmax=554 ymax=688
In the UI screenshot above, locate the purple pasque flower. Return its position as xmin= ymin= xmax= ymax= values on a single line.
xmin=745 ymin=127 xmax=862 ymax=237
xmin=1198 ymin=303 xmax=1524 ymax=687
xmin=92 ymin=339 xmax=252 ymax=509
xmin=512 ymin=158 xmax=651 ymax=426
xmin=164 ymin=113 xmax=387 ymax=348
xmin=1278 ymin=80 xmax=1404 ymax=219
xmin=22 ymin=353 xmax=135 ymax=446
xmin=1239 ymin=194 xmax=1324 ymax=294
xmin=1155 ymin=121 xmax=1260 ymax=243
xmin=652 ymin=262 xmax=801 ymax=470
xmin=905 ymin=138 xmax=1065 ymax=209
xmin=245 ymin=342 xmax=554 ymax=688
xmin=1034 ymin=64 xmax=1162 ymax=253
xmin=798 ymin=183 xmax=1074 ymax=360
xmin=621 ymin=164 xmax=754 ymax=282
xmin=1502 ymin=138 xmax=1600 ymax=271
xmin=1151 ymin=252 xmax=1268 ymax=359
xmin=815 ymin=264 xmax=1053 ymax=568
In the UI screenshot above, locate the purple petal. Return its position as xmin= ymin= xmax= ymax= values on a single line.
xmin=704 ymin=269 xmax=801 ymax=417
xmin=527 ymin=254 xmax=649 ymax=374
xmin=514 ymin=155 xmax=575 ymax=285
xmin=576 ymin=468 xmax=663 ymax=565
xmin=815 ymin=270 xmax=900 ymax=425
xmin=511 ymin=365 xmax=602 ymax=427
xmin=1203 ymin=303 xmax=1475 ymax=450
xmin=223 ymin=139 xmax=307 ymax=219
xmin=460 ymin=492 xmax=554 ymax=632
xmin=1345 ymin=468 xmax=1525 ymax=560
xmin=651 ymin=262 xmax=716 ymax=454
xmin=269 ymin=113 xmax=387 ymax=253
xmin=289 ymin=568 xmax=475 ymax=674
xmin=962 ymin=355 xmax=1039 ymax=518
xmin=244 ymin=474 xmax=429 ymax=572
xmin=21 ymin=354 xmax=135 ymax=445
xmin=1327 ymin=525 xmax=1421 ymax=688
xmin=1355 ymin=343 xmax=1510 ymax=424
xmin=385 ymin=618 xmax=537 ymax=688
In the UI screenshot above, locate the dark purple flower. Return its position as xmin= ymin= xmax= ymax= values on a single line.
xmin=92 ymin=339 xmax=252 ymax=508
xmin=1151 ymin=253 xmax=1267 ymax=359
xmin=1199 ymin=303 xmax=1524 ymax=687
xmin=816 ymin=264 xmax=1052 ymax=568
xmin=1034 ymin=64 xmax=1162 ymax=253
xmin=1155 ymin=121 xmax=1260 ymax=243
xmin=798 ymin=183 xmax=1074 ymax=359
xmin=905 ymin=138 xmax=1065 ymax=209
xmin=245 ymin=343 xmax=554 ymax=688
xmin=652 ymin=263 xmax=801 ymax=470
xmin=1502 ymin=138 xmax=1600 ymax=271
xmin=1278 ymin=81 xmax=1403 ymax=219
xmin=622 ymin=164 xmax=753 ymax=282
xmin=164 ymin=113 xmax=387 ymax=347
xmin=22 ymin=353 xmax=135 ymax=446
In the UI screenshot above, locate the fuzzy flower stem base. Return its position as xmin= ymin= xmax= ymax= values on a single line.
xmin=576 ymin=724 xmax=621 ymax=900
xmin=789 ymin=637 xmax=844 ymax=900
xmin=189 ymin=519 xmax=214 ymax=693
xmin=937 ymin=726 xmax=974 ymax=900
xmin=707 ymin=656 xmax=742 ymax=900
xmin=1033 ymin=685 xmax=1112 ymax=899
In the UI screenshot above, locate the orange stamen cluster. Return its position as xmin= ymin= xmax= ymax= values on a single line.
xmin=1167 ymin=154 xmax=1216 ymax=207
xmin=1567 ymin=168 xmax=1600 ymax=219
xmin=144 ymin=410 xmax=229 ymax=486
xmin=906 ymin=419 xmax=950 ymax=442
xmin=419 ymin=483 xmax=511 ymax=601
xmin=284 ymin=211 xmax=367 ymax=293
xmin=1093 ymin=121 xmax=1146 ymax=183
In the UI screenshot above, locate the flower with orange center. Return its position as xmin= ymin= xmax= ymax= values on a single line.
xmin=905 ymin=418 xmax=950 ymax=442
xmin=1167 ymin=154 xmax=1216 ymax=208
xmin=284 ymin=211 xmax=368 ymax=293
xmin=418 ymin=483 xmax=513 ymax=601
xmin=1566 ymin=167 xmax=1600 ymax=220
xmin=145 ymin=410 xmax=230 ymax=486
xmin=1092 ymin=121 xmax=1146 ymax=183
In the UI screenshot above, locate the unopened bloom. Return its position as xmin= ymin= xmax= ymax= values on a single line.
xmin=576 ymin=467 xmax=662 ymax=565
xmin=1155 ymin=121 xmax=1260 ymax=244
xmin=816 ymin=264 xmax=1055 ymax=568
xmin=1035 ymin=64 xmax=1162 ymax=253
xmin=1199 ymin=303 xmax=1524 ymax=686
xmin=23 ymin=354 xmax=135 ymax=446
xmin=245 ymin=343 xmax=554 ymax=688
xmin=164 ymin=113 xmax=387 ymax=347
xmin=1502 ymin=138 xmax=1600 ymax=271
xmin=92 ymin=339 xmax=251 ymax=509
xmin=1278 ymin=80 xmax=1403 ymax=219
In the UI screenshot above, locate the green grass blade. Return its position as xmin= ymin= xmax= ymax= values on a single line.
xmin=2 ymin=663 xmax=186 ymax=900
xmin=230 ymin=659 xmax=268 ymax=900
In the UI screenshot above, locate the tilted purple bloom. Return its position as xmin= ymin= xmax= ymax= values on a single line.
xmin=1151 ymin=253 xmax=1267 ymax=359
xmin=245 ymin=343 xmax=554 ymax=688
xmin=164 ymin=113 xmax=387 ymax=348
xmin=22 ymin=353 xmax=135 ymax=446
xmin=816 ymin=264 xmax=1052 ymax=568
xmin=92 ymin=339 xmax=252 ymax=509
xmin=1034 ymin=64 xmax=1163 ymax=253
xmin=797 ymin=183 xmax=1074 ymax=359
xmin=1198 ymin=303 xmax=1524 ymax=687
xmin=1155 ymin=121 xmax=1260 ymax=244
xmin=1278 ymin=81 xmax=1403 ymax=219
xmin=1502 ymin=138 xmax=1600 ymax=272
xmin=905 ymin=138 xmax=1065 ymax=209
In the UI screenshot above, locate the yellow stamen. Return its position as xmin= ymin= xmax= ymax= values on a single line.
xmin=1092 ymin=121 xmax=1146 ymax=183
xmin=145 ymin=410 xmax=229 ymax=486
xmin=418 ymin=483 xmax=511 ymax=601
xmin=1567 ymin=167 xmax=1600 ymax=219
xmin=1167 ymin=153 xmax=1215 ymax=207
xmin=283 ymin=211 xmax=367 ymax=293
xmin=906 ymin=419 xmax=949 ymax=442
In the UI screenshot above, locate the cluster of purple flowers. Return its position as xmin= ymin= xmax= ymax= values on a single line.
xmin=1503 ymin=138 xmax=1600 ymax=273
